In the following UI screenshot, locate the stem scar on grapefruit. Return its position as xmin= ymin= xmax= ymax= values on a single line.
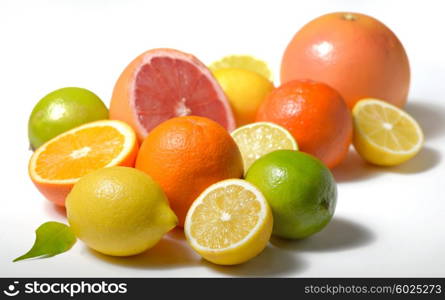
xmin=28 ymin=120 xmax=138 ymax=206
xmin=110 ymin=48 xmax=236 ymax=141
xmin=280 ymin=12 xmax=410 ymax=109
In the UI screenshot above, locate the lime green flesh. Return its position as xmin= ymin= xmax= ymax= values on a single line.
xmin=28 ymin=87 xmax=108 ymax=149
xmin=245 ymin=150 xmax=337 ymax=239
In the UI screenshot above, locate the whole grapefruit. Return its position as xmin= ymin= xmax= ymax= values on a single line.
xmin=280 ymin=12 xmax=410 ymax=109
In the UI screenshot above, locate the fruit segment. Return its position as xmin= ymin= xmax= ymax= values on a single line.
xmin=231 ymin=122 xmax=298 ymax=174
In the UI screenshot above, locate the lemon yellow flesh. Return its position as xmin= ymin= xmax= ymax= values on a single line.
xmin=190 ymin=185 xmax=260 ymax=249
xmin=231 ymin=122 xmax=298 ymax=174
xmin=209 ymin=55 xmax=273 ymax=81
xmin=353 ymin=99 xmax=423 ymax=166
xmin=185 ymin=179 xmax=272 ymax=265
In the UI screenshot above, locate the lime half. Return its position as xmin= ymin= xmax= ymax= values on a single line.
xmin=231 ymin=122 xmax=298 ymax=175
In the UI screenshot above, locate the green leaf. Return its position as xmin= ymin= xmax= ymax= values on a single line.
xmin=13 ymin=221 xmax=76 ymax=262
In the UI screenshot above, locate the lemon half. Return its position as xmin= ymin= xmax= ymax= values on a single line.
xmin=353 ymin=99 xmax=424 ymax=166
xmin=231 ymin=122 xmax=298 ymax=175
xmin=184 ymin=179 xmax=272 ymax=265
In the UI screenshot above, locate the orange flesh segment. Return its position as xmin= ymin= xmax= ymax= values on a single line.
xmin=35 ymin=126 xmax=124 ymax=180
xmin=190 ymin=184 xmax=261 ymax=249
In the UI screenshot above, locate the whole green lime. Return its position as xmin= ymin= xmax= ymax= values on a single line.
xmin=28 ymin=87 xmax=108 ymax=149
xmin=245 ymin=150 xmax=337 ymax=239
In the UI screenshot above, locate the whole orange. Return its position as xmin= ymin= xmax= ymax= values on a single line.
xmin=256 ymin=80 xmax=352 ymax=169
xmin=135 ymin=116 xmax=243 ymax=226
xmin=280 ymin=12 xmax=410 ymax=109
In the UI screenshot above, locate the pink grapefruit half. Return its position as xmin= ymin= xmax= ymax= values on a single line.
xmin=110 ymin=48 xmax=236 ymax=141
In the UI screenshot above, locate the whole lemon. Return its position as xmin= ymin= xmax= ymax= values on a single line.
xmin=66 ymin=166 xmax=177 ymax=256
xmin=213 ymin=68 xmax=274 ymax=127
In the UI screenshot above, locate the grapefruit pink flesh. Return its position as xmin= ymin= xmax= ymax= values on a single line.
xmin=111 ymin=49 xmax=236 ymax=140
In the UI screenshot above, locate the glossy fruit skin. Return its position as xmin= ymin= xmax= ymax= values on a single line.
xmin=28 ymin=87 xmax=108 ymax=149
xmin=281 ymin=12 xmax=410 ymax=109
xmin=256 ymin=80 xmax=352 ymax=169
xmin=352 ymin=99 xmax=424 ymax=166
xmin=66 ymin=167 xmax=177 ymax=256
xmin=213 ymin=68 xmax=274 ymax=126
xmin=245 ymin=150 xmax=337 ymax=239
xmin=135 ymin=116 xmax=243 ymax=226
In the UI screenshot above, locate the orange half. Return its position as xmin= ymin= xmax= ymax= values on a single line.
xmin=29 ymin=120 xmax=138 ymax=206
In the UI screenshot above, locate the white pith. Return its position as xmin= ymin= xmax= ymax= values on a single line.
xmin=175 ymin=97 xmax=192 ymax=116
xmin=69 ymin=146 xmax=91 ymax=159
xmin=29 ymin=120 xmax=136 ymax=184
xmin=184 ymin=179 xmax=268 ymax=253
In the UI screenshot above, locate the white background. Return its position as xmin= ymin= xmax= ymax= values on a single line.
xmin=1 ymin=0 xmax=444 ymax=277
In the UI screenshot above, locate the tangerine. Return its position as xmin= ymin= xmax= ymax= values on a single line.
xmin=256 ymin=80 xmax=352 ymax=168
